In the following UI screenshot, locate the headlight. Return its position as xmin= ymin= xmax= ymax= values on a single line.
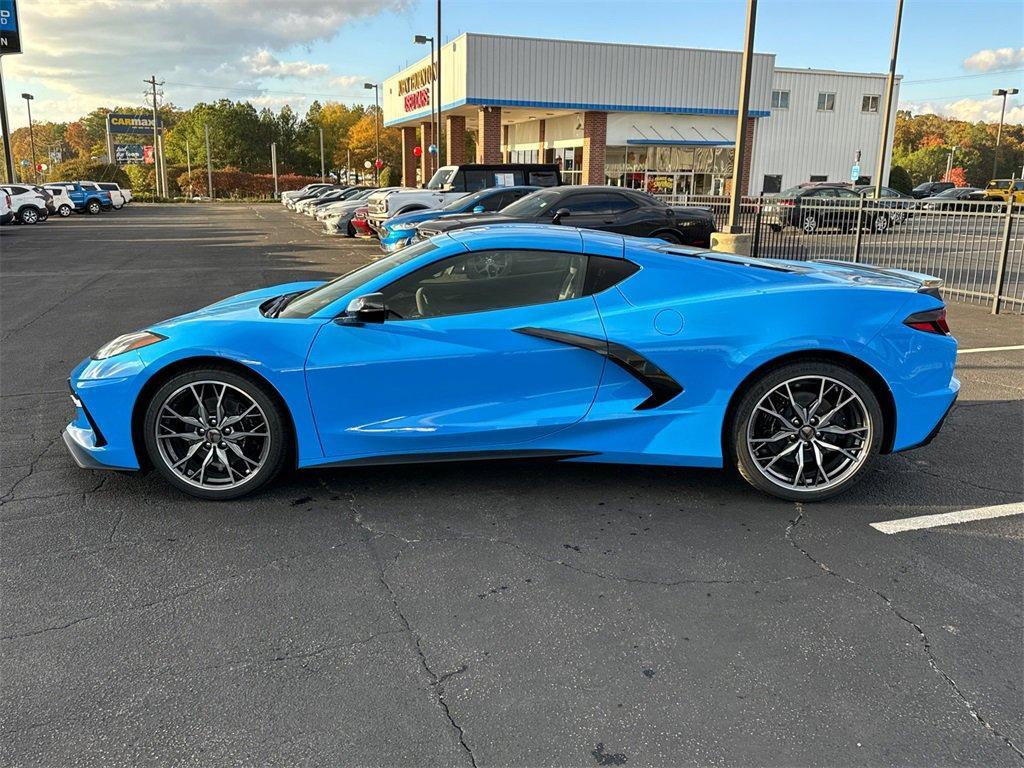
xmin=92 ymin=330 xmax=166 ymax=360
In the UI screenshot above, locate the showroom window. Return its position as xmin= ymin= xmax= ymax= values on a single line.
xmin=809 ymin=175 xmax=828 ymax=182
xmin=381 ymin=250 xmax=587 ymax=320
xmin=762 ymin=174 xmax=783 ymax=194
xmin=771 ymin=90 xmax=790 ymax=109
xmin=817 ymin=92 xmax=836 ymax=112
xmin=862 ymin=94 xmax=880 ymax=113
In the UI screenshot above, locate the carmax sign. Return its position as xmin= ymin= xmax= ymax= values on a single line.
xmin=107 ymin=113 xmax=162 ymax=134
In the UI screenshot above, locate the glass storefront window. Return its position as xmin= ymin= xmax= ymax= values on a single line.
xmin=604 ymin=144 xmax=735 ymax=197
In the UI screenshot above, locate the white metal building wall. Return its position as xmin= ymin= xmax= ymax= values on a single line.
xmin=749 ymin=68 xmax=900 ymax=193
xmin=463 ymin=33 xmax=775 ymax=115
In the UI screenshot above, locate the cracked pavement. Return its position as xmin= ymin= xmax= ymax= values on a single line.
xmin=1 ymin=204 xmax=1022 ymax=767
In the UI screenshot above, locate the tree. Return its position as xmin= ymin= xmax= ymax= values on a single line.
xmin=944 ymin=166 xmax=968 ymax=187
xmin=346 ymin=108 xmax=400 ymax=174
xmin=50 ymin=158 xmax=130 ymax=186
xmin=887 ymin=165 xmax=912 ymax=194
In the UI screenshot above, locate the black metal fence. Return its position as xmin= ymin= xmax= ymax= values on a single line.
xmin=660 ymin=194 xmax=1023 ymax=314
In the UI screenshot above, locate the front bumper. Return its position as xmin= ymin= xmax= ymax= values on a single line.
xmin=63 ymin=426 xmax=136 ymax=472
xmin=64 ymin=359 xmax=146 ymax=471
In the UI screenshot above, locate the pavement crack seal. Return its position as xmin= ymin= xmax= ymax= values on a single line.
xmin=786 ymin=503 xmax=1024 ymax=762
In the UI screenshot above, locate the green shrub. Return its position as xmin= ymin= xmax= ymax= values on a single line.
xmin=887 ymin=165 xmax=913 ymax=194
xmin=379 ymin=165 xmax=397 ymax=187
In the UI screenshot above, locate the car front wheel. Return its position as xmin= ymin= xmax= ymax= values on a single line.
xmin=59 ymin=204 xmax=73 ymax=217
xmin=801 ymin=214 xmax=818 ymax=234
xmin=731 ymin=361 xmax=883 ymax=501
xmin=872 ymin=212 xmax=890 ymax=233
xmin=143 ymin=368 xmax=288 ymax=499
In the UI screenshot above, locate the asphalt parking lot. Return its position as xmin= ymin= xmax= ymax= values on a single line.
xmin=1 ymin=203 xmax=1022 ymax=767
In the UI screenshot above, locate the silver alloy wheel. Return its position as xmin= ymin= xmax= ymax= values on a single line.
xmin=59 ymin=204 xmax=72 ymax=217
xmin=874 ymin=213 xmax=889 ymax=232
xmin=20 ymin=208 xmax=38 ymax=224
xmin=801 ymin=214 xmax=817 ymax=234
xmin=154 ymin=380 xmax=271 ymax=490
xmin=745 ymin=375 xmax=872 ymax=493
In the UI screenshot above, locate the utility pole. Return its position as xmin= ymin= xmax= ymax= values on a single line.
xmin=874 ymin=0 xmax=903 ymax=199
xmin=364 ymin=82 xmax=380 ymax=184
xmin=204 ymin=124 xmax=213 ymax=199
xmin=944 ymin=145 xmax=957 ymax=181
xmin=0 ymin=58 xmax=14 ymax=183
xmin=271 ymin=141 xmax=279 ymax=198
xmin=436 ymin=0 xmax=443 ymax=166
xmin=414 ymin=34 xmax=437 ymax=178
xmin=21 ymin=92 xmax=36 ymax=182
xmin=158 ymin=133 xmax=169 ymax=197
xmin=185 ymin=138 xmax=192 ymax=198
xmin=319 ymin=127 xmax=325 ymax=182
xmin=347 ymin=147 xmax=351 ymax=184
xmin=991 ymin=88 xmax=1019 ymax=180
xmin=144 ymin=75 xmax=164 ymax=197
xmin=723 ymin=0 xmax=756 ymax=236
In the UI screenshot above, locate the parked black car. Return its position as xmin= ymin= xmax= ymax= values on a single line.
xmin=919 ymin=186 xmax=988 ymax=211
xmin=855 ymin=184 xmax=916 ymax=228
xmin=414 ymin=186 xmax=715 ymax=246
xmin=910 ymin=181 xmax=954 ymax=199
xmin=764 ymin=184 xmax=891 ymax=234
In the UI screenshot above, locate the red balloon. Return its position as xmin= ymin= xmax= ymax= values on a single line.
xmin=413 ymin=146 xmax=422 ymax=157
xmin=375 ymin=158 xmax=384 ymax=169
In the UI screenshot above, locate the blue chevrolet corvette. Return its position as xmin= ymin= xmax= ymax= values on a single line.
xmin=65 ymin=224 xmax=958 ymax=501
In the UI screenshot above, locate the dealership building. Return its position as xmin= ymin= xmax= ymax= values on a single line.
xmin=383 ymin=33 xmax=899 ymax=196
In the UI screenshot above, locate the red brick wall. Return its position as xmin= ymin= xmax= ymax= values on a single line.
xmin=477 ymin=107 xmax=502 ymax=164
xmin=419 ymin=121 xmax=435 ymax=184
xmin=582 ymin=111 xmax=607 ymax=185
xmin=400 ymin=127 xmax=418 ymax=188
xmin=446 ymin=115 xmax=467 ymax=166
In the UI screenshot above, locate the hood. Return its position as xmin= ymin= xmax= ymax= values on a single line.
xmin=418 ymin=212 xmax=517 ymax=234
xmin=151 ymin=281 xmax=326 ymax=330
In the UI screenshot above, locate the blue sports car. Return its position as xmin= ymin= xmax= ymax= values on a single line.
xmin=64 ymin=224 xmax=958 ymax=501
xmin=378 ymin=185 xmax=538 ymax=253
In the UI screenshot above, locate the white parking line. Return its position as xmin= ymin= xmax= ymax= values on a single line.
xmin=870 ymin=502 xmax=1024 ymax=534
xmin=957 ymin=345 xmax=1024 ymax=355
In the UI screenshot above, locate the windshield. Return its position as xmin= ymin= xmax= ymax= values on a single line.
xmin=278 ymin=241 xmax=438 ymax=318
xmin=440 ymin=189 xmax=492 ymax=213
xmin=426 ymin=167 xmax=458 ymax=190
xmin=500 ymin=188 xmax=561 ymax=218
xmin=933 ymin=187 xmax=965 ymax=198
xmin=777 ymin=186 xmax=804 ymax=197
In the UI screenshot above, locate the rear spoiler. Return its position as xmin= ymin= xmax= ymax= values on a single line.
xmin=811 ymin=259 xmax=944 ymax=299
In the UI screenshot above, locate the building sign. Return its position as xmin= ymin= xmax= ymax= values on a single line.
xmin=397 ymin=62 xmax=436 ymax=96
xmin=0 ymin=0 xmax=21 ymax=55
xmin=107 ymin=113 xmax=162 ymax=135
xmin=404 ymin=87 xmax=430 ymax=113
xmin=143 ymin=145 xmax=155 ymax=164
xmin=115 ymin=143 xmax=145 ymax=164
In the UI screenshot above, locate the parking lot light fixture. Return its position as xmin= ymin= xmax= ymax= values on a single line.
xmin=414 ymin=34 xmax=437 ymax=179
xmin=991 ymin=88 xmax=1019 ymax=180
xmin=21 ymin=93 xmax=37 ymax=183
xmin=365 ymin=82 xmax=380 ymax=184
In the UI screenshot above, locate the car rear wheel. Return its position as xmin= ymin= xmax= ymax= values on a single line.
xmin=143 ymin=368 xmax=288 ymax=499
xmin=872 ymin=212 xmax=890 ymax=233
xmin=801 ymin=214 xmax=818 ymax=234
xmin=58 ymin=204 xmax=73 ymax=217
xmin=730 ymin=361 xmax=883 ymax=501
xmin=18 ymin=207 xmax=39 ymax=225
xmin=86 ymin=200 xmax=101 ymax=215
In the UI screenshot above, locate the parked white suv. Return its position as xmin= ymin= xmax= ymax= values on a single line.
xmin=366 ymin=163 xmax=560 ymax=234
xmin=95 ymin=182 xmax=130 ymax=208
xmin=43 ymin=184 xmax=76 ymax=216
xmin=0 ymin=184 xmax=50 ymax=225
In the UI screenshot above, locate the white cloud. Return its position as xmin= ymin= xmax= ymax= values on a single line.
xmin=962 ymin=47 xmax=1024 ymax=73
xmin=3 ymin=0 xmax=409 ymax=124
xmin=329 ymin=75 xmax=364 ymax=90
xmin=900 ymin=95 xmax=1024 ymax=124
xmin=241 ymin=50 xmax=329 ymax=79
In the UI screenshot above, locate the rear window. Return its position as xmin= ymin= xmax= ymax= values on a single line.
xmin=98 ymin=183 xmax=118 ymax=190
xmin=988 ymin=180 xmax=1010 ymax=189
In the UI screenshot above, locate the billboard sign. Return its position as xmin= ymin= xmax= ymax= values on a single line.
xmin=115 ymin=143 xmax=145 ymax=164
xmin=107 ymin=113 xmax=162 ymax=135
xmin=0 ymin=0 xmax=21 ymax=55
xmin=143 ymin=145 xmax=155 ymax=164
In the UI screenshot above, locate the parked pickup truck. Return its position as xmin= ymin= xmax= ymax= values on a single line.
xmin=44 ymin=182 xmax=112 ymax=215
xmin=366 ymin=163 xmax=560 ymax=235
xmin=97 ymin=181 xmax=132 ymax=207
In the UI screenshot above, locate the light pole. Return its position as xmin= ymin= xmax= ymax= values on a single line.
xmin=364 ymin=82 xmax=380 ymax=184
xmin=944 ymin=145 xmax=957 ymax=182
xmin=874 ymin=0 xmax=903 ymax=200
xmin=414 ymin=34 xmax=436 ymax=177
xmin=991 ymin=88 xmax=1018 ymax=180
xmin=21 ymin=92 xmax=36 ymax=182
xmin=723 ymin=0 xmax=756 ymax=238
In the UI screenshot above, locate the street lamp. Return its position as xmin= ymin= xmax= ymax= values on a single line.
xmin=414 ymin=34 xmax=436 ymax=177
xmin=21 ymin=93 xmax=37 ymax=183
xmin=364 ymin=82 xmax=380 ymax=184
xmin=991 ymin=88 xmax=1019 ymax=180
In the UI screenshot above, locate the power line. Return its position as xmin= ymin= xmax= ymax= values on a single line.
xmin=902 ymin=68 xmax=1023 ymax=85
xmin=161 ymin=79 xmax=374 ymax=102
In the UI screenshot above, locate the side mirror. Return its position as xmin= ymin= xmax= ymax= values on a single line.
xmin=338 ymin=292 xmax=387 ymax=325
xmin=472 ymin=204 xmax=485 ymax=214
xmin=552 ymin=207 xmax=571 ymax=224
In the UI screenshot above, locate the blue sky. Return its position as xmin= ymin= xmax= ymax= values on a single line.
xmin=5 ymin=0 xmax=1023 ymax=128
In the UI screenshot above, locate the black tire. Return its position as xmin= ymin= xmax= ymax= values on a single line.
xmin=18 ymin=207 xmax=40 ymax=225
xmin=346 ymin=221 xmax=355 ymax=237
xmin=800 ymin=213 xmax=818 ymax=235
xmin=729 ymin=360 xmax=884 ymax=502
xmin=86 ymin=199 xmax=101 ymax=215
xmin=58 ymin=204 xmax=73 ymax=217
xmin=872 ymin=212 xmax=890 ymax=234
xmin=143 ymin=367 xmax=289 ymax=500
xmin=768 ymin=223 xmax=782 ymax=233
xmin=656 ymin=231 xmax=682 ymax=244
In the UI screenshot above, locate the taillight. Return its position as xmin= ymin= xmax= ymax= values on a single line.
xmin=904 ymin=308 xmax=950 ymax=335
xmin=779 ymin=199 xmax=795 ymax=206
xmin=354 ymin=209 xmax=367 ymax=220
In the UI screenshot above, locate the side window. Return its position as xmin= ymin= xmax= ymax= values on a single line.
xmin=479 ymin=192 xmax=505 ymax=211
xmin=463 ymin=170 xmax=491 ymax=193
xmin=562 ymin=193 xmax=636 ymax=214
xmin=381 ymin=249 xmax=587 ymax=320
xmin=583 ymin=256 xmax=640 ymax=295
xmin=528 ymin=170 xmax=559 ymax=187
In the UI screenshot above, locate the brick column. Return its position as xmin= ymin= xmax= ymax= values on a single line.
xmin=537 ymin=120 xmax=546 ymax=163
xmin=581 ymin=111 xmax=607 ymax=186
xmin=446 ymin=115 xmax=467 ymax=165
xmin=419 ymin=121 xmax=435 ymax=185
xmin=400 ymin=127 xmax=418 ymax=188
xmin=477 ymin=107 xmax=502 ymax=163
xmin=737 ymin=117 xmax=756 ymax=196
